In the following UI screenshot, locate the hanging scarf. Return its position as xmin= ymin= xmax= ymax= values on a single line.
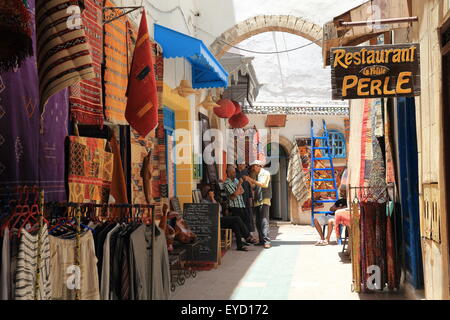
xmin=0 ymin=0 xmax=33 ymax=72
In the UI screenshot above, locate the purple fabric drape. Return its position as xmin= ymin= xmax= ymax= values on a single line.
xmin=0 ymin=0 xmax=68 ymax=201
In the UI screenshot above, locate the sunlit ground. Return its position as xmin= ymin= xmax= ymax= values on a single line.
xmin=170 ymin=224 xmax=409 ymax=300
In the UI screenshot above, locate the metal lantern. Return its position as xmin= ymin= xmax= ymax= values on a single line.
xmin=213 ymin=98 xmax=236 ymax=118
xmin=228 ymin=112 xmax=249 ymax=128
xmin=232 ymin=100 xmax=241 ymax=115
xmin=197 ymin=94 xmax=219 ymax=109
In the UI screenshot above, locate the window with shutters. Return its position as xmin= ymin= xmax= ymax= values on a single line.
xmin=322 ymin=130 xmax=346 ymax=159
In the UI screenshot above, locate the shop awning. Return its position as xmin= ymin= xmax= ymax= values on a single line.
xmin=322 ymin=0 xmax=412 ymax=66
xmin=154 ymin=24 xmax=228 ymax=89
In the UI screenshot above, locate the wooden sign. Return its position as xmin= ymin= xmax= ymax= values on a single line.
xmin=183 ymin=203 xmax=220 ymax=264
xmin=331 ymin=44 xmax=421 ymax=99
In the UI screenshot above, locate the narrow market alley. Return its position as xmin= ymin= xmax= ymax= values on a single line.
xmin=171 ymin=224 xmax=409 ymax=300
xmin=1 ymin=0 xmax=450 ymax=309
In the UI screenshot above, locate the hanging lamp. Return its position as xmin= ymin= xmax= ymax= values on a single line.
xmin=229 ymin=112 xmax=249 ymax=128
xmin=231 ymin=100 xmax=241 ymax=115
xmin=197 ymin=94 xmax=219 ymax=109
xmin=213 ymin=98 xmax=236 ymax=118
xmin=172 ymin=79 xmax=196 ymax=97
xmin=171 ymin=58 xmax=196 ymax=97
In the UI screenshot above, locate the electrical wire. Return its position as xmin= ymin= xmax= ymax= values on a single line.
xmin=218 ymin=37 xmax=323 ymax=55
xmin=143 ymin=0 xmax=191 ymax=33
xmin=272 ymin=32 xmax=289 ymax=105
xmin=195 ymin=26 xmax=323 ymax=55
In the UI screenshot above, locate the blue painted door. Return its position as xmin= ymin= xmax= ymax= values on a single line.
xmin=163 ymin=107 xmax=176 ymax=197
xmin=396 ymin=97 xmax=423 ymax=289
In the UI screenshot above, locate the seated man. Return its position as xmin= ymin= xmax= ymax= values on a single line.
xmin=314 ymin=187 xmax=347 ymax=246
xmin=201 ymin=185 xmax=254 ymax=251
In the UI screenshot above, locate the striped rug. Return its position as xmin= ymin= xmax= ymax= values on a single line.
xmin=103 ymin=0 xmax=128 ymax=124
xmin=69 ymin=0 xmax=104 ymax=125
xmin=36 ymin=0 xmax=95 ymax=112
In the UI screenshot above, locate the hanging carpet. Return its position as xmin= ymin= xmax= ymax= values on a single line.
xmin=69 ymin=0 xmax=104 ymax=125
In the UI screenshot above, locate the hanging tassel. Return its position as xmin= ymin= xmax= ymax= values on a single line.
xmin=0 ymin=0 xmax=33 ymax=72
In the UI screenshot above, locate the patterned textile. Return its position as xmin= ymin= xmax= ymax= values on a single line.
xmin=287 ymin=146 xmax=309 ymax=205
xmin=360 ymin=201 xmax=392 ymax=292
xmin=36 ymin=0 xmax=95 ymax=111
xmin=359 ymin=99 xmax=372 ymax=192
xmin=131 ymin=41 xmax=165 ymax=215
xmin=297 ymin=139 xmax=334 ymax=199
xmin=368 ymin=99 xmax=386 ymax=190
xmin=0 ymin=0 xmax=33 ymax=72
xmin=15 ymin=225 xmax=51 ymax=300
xmin=0 ymin=0 xmax=68 ymax=201
xmin=40 ymin=89 xmax=69 ymax=201
xmin=155 ymin=109 xmax=167 ymax=201
xmin=103 ymin=0 xmax=129 ymax=124
xmin=373 ymin=102 xmax=384 ymax=138
xmin=384 ymin=102 xmax=396 ymax=185
xmin=68 ymin=136 xmax=113 ymax=203
xmin=125 ymin=11 xmax=159 ymax=137
xmin=130 ymin=130 xmax=153 ymax=205
xmin=386 ymin=201 xmax=399 ymax=289
xmin=69 ymin=0 xmax=104 ymax=125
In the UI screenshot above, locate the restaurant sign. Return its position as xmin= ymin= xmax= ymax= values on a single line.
xmin=331 ymin=44 xmax=420 ymax=100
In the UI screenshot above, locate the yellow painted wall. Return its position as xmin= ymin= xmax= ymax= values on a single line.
xmin=162 ymin=83 xmax=195 ymax=208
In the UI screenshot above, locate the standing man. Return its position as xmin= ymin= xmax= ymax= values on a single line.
xmin=224 ymin=165 xmax=257 ymax=244
xmin=236 ymin=162 xmax=255 ymax=235
xmin=244 ymin=160 xmax=272 ymax=249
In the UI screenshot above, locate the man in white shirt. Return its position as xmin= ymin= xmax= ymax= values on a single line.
xmin=243 ymin=160 xmax=272 ymax=249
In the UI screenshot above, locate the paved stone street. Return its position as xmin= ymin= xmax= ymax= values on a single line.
xmin=171 ymin=223 xmax=408 ymax=300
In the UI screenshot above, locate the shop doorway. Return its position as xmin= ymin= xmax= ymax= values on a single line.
xmin=269 ymin=143 xmax=290 ymax=221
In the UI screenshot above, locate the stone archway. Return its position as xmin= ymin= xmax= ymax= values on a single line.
xmin=210 ymin=15 xmax=323 ymax=58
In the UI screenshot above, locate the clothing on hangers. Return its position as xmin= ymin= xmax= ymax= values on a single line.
xmin=15 ymin=224 xmax=51 ymax=300
xmin=129 ymin=224 xmax=170 ymax=300
xmin=49 ymin=229 xmax=100 ymax=300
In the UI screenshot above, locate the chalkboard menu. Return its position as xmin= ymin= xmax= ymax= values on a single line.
xmin=183 ymin=203 xmax=220 ymax=264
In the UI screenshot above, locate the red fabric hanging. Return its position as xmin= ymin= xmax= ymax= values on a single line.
xmin=125 ymin=10 xmax=159 ymax=137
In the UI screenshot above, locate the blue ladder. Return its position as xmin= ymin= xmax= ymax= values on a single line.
xmin=310 ymin=120 xmax=339 ymax=227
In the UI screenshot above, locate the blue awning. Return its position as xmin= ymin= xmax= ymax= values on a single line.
xmin=154 ymin=24 xmax=228 ymax=89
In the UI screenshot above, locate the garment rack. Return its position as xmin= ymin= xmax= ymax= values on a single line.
xmin=43 ymin=201 xmax=157 ymax=300
xmin=1 ymin=198 xmax=159 ymax=300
